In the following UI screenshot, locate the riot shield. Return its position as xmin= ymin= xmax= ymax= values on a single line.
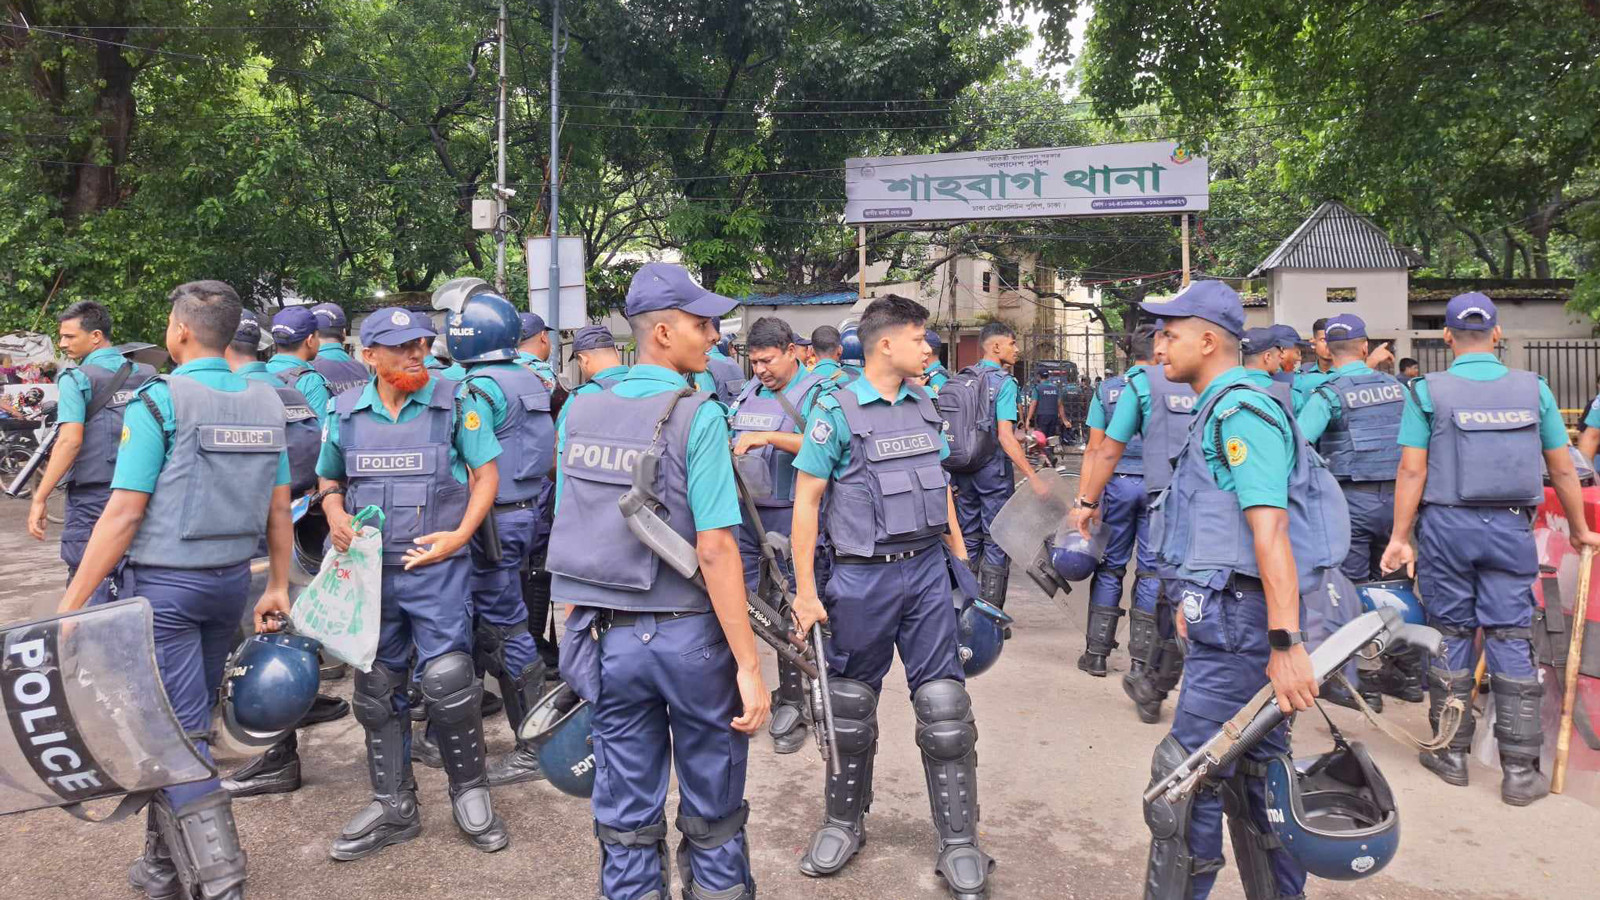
xmin=0 ymin=598 xmax=214 ymax=818
xmin=988 ymin=469 xmax=1077 ymax=598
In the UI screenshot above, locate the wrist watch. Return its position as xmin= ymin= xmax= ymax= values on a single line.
xmin=1074 ymin=496 xmax=1099 ymax=510
xmin=1267 ymin=628 xmax=1307 ymax=651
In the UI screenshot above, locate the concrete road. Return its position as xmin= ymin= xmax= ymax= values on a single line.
xmin=1 ymin=477 xmax=1598 ymax=899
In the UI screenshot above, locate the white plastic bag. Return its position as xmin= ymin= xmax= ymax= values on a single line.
xmin=291 ymin=506 xmax=384 ymax=672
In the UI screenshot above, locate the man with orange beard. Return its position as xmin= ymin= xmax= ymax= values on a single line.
xmin=310 ymin=307 xmax=509 ymax=860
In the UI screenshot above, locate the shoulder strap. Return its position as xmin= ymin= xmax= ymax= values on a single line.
xmin=1204 ymin=383 xmax=1287 ymax=459
xmin=84 ymin=360 xmax=134 ymax=423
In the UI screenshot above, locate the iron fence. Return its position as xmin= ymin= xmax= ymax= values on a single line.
xmin=1526 ymin=340 xmax=1600 ymax=413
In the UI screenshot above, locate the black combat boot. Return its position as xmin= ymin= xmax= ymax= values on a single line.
xmin=1493 ymin=674 xmax=1551 ymax=806
xmin=1418 ymin=667 xmax=1475 ymax=787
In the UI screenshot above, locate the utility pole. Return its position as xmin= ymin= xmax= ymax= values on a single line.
xmin=547 ymin=0 xmax=562 ymax=349
xmin=493 ymin=0 xmax=509 ymax=294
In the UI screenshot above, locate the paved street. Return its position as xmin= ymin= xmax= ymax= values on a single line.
xmin=2 ymin=475 xmax=1599 ymax=899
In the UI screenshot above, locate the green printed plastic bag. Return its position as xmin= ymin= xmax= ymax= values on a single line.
xmin=291 ymin=506 xmax=384 ymax=672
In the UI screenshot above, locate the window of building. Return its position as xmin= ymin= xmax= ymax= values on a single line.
xmin=1325 ymin=286 xmax=1357 ymax=303
xmin=997 ymin=260 xmax=1020 ymax=289
xmin=982 ymin=271 xmax=993 ymax=293
xmin=1035 ymin=265 xmax=1055 ymax=295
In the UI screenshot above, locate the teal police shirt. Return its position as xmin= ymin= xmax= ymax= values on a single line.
xmin=461 ymin=361 xmax=527 ymax=430
xmin=976 ymin=359 xmax=1019 ymax=422
xmin=925 ymin=363 xmax=950 ymax=393
xmin=315 ymin=375 xmax=500 ymax=484
xmin=552 ymin=364 xmax=741 ymax=531
xmin=236 ymin=360 xmax=275 ymax=385
xmin=1398 ymin=353 xmax=1567 ymax=451
xmin=1086 ymin=389 xmax=1108 ymax=431
xmin=1104 ymin=365 xmax=1159 ymax=444
xmin=571 ymin=364 xmax=629 ymax=398
xmin=113 ymin=357 xmax=291 ymax=492
xmin=811 ymin=358 xmax=846 ymax=383
xmin=56 ymin=346 xmax=131 ymax=425
xmin=515 ymin=351 xmax=556 ymax=386
xmin=1585 ymin=391 xmax=1600 ymax=431
xmin=1292 ymin=368 xmax=1336 ymax=413
xmin=424 ymin=355 xmax=468 ymax=381
xmin=795 ymin=377 xmax=951 ymax=480
xmin=1193 ymin=366 xmax=1296 ymax=510
xmin=317 ymin=344 xmax=358 ymax=363
xmin=266 ymin=353 xmax=333 ymax=426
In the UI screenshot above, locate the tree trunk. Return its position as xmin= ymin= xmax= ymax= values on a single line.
xmin=65 ymin=36 xmax=137 ymax=219
xmin=1528 ymin=204 xmax=1555 ymax=279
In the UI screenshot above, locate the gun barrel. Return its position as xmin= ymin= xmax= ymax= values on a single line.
xmin=813 ymin=625 xmax=841 ymax=777
xmin=4 ymin=427 xmax=55 ymax=498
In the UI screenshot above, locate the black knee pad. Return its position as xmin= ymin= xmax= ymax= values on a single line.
xmin=596 ymin=818 xmax=669 ymax=897
xmin=829 ymin=676 xmax=878 ymax=722
xmin=421 ymin=651 xmax=481 ymax=726
xmin=1220 ymin=764 xmax=1281 ymax=900
xmin=1144 ymin=735 xmax=1223 ymax=900
xmin=353 ymin=662 xmax=403 ymax=730
xmin=913 ymin=679 xmax=976 ymax=761
xmin=676 ymin=802 xmax=754 ymax=899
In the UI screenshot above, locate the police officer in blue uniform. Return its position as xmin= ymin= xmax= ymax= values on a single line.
xmin=1297 ymin=313 xmax=1410 ymax=709
xmin=220 ymin=311 xmax=347 ymax=798
xmin=1382 ymin=293 xmax=1600 ymax=806
xmin=1577 ymin=386 xmax=1600 ymax=461
xmin=1269 ymin=325 xmax=1303 ymax=388
xmin=952 ymin=321 xmax=1044 ymax=616
xmin=570 ymin=324 xmax=629 ymax=393
xmin=1085 ymin=281 xmax=1345 ymax=900
xmin=1027 ymin=371 xmax=1064 ymax=442
xmin=511 ymin=310 xmax=561 ymax=676
xmin=546 ymin=262 xmax=768 ymax=900
xmin=26 ymin=300 xmax=154 ymax=605
xmin=789 ymin=295 xmax=992 ymax=900
xmin=317 ymin=307 xmax=510 ymax=858
xmin=425 ymin=336 xmax=468 ymax=381
xmin=808 ymin=325 xmax=850 ymax=384
xmin=698 ymin=324 xmax=746 ymax=402
xmin=1075 ymin=324 xmax=1199 ymax=723
xmin=60 ymin=280 xmax=295 ymax=900
xmin=265 ymin=306 xmax=334 ymax=429
xmin=309 ymin=302 xmax=372 ymax=397
xmin=726 ymin=316 xmax=832 ymax=754
xmin=516 ymin=312 xmax=558 ymax=384
xmin=1240 ymin=328 xmax=1293 ymax=408
xmin=923 ymin=328 xmax=951 ymax=393
xmin=1077 ymin=325 xmax=1163 ymax=681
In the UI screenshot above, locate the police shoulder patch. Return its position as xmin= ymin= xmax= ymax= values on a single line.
xmin=463 ymin=410 xmax=482 ymax=431
xmin=120 ymin=425 xmax=130 ymax=445
xmin=809 ymin=417 xmax=834 ymax=445
xmin=1225 ymin=436 xmax=1248 ymax=467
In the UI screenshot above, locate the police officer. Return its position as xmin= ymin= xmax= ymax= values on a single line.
xmin=309 ymin=302 xmax=372 ymax=396
xmin=699 ymin=324 xmax=747 ymax=402
xmin=1075 ymin=319 xmax=1199 ymax=723
xmin=1382 ymin=292 xmax=1600 ymax=807
xmin=1078 ymin=280 xmax=1343 ymax=900
xmin=788 ymin=294 xmax=989 ymax=900
xmin=438 ymin=293 xmax=557 ymax=787
xmin=923 ymin=329 xmax=951 ymax=392
xmin=726 ymin=316 xmax=832 ymax=754
xmin=265 ymin=306 xmax=334 ymax=428
xmin=26 ymin=300 xmax=154 ymax=604
xmin=220 ymin=310 xmax=347 ymax=798
xmin=570 ymin=324 xmax=629 ymax=393
xmin=1577 ymin=382 xmax=1600 ymax=462
xmin=1077 ymin=325 xmax=1163 ymax=682
xmin=1297 ymin=314 xmax=1410 ymax=709
xmin=425 ymin=335 xmax=468 ymax=380
xmin=60 ymin=280 xmax=294 ymax=900
xmin=1026 ymin=370 xmax=1064 ymax=442
xmin=953 ymin=321 xmax=1045 ymax=616
xmin=808 ymin=325 xmax=850 ymax=383
xmin=1270 ymin=325 xmax=1304 ymax=385
xmin=794 ymin=332 xmax=816 ymax=369
xmin=1240 ymin=328 xmax=1293 ymax=407
xmin=516 ymin=312 xmax=558 ymax=385
xmin=317 ymin=306 xmax=510 ymax=858
xmin=545 ymin=262 xmax=768 ymax=900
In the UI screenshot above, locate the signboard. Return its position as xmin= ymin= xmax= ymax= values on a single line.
xmin=845 ymin=141 xmax=1208 ymax=225
xmin=526 ymin=236 xmax=587 ymax=330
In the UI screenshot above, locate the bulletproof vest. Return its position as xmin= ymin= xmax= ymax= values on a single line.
xmin=546 ymin=388 xmax=711 ymax=613
xmin=1422 ymin=370 xmax=1544 ymax=507
xmin=1035 ymin=380 xmax=1061 ymax=417
xmin=1098 ymin=375 xmax=1143 ymax=476
xmin=1152 ymin=383 xmax=1349 ymax=593
xmin=311 ymin=352 xmax=370 ymax=398
xmin=728 ymin=371 xmax=827 ymax=508
xmin=1259 ymin=375 xmax=1294 ymax=409
xmin=592 ymin=371 xmax=625 ymax=390
xmin=824 ymin=385 xmax=951 ymax=557
xmin=127 ymin=376 xmax=287 ymax=568
xmin=465 ymin=364 xmax=555 ymax=504
xmin=66 ymin=360 xmax=155 ymax=486
xmin=707 ymin=354 xmax=746 ymax=403
xmin=1136 ymin=365 xmax=1198 ymax=492
xmin=1315 ymin=371 xmax=1404 ymax=482
xmin=336 ymin=378 xmax=470 ymax=566
xmin=270 ymin=382 xmax=321 ymax=495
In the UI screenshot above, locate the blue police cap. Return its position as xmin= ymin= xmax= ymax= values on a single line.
xmin=1445 ymin=292 xmax=1498 ymax=331
xmin=1139 ymin=281 xmax=1245 ymax=338
xmin=309 ymin=302 xmax=347 ymax=330
xmin=1268 ymin=324 xmax=1302 ymax=350
xmin=519 ymin=312 xmax=551 ymax=341
xmin=625 ymin=263 xmax=737 ymax=318
xmin=234 ymin=310 xmax=263 ymax=346
xmin=360 ymin=307 xmax=436 ymax=347
xmin=571 ymin=324 xmax=615 ymax=353
xmin=1323 ymin=313 xmax=1368 ymax=342
xmin=1240 ymin=327 xmax=1277 ymax=356
xmin=269 ymin=306 xmax=318 ymax=345
xmin=793 ymin=332 xmax=812 ymax=348
xmin=925 ymin=328 xmax=943 ymax=351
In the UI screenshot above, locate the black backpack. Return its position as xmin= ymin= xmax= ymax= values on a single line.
xmin=937 ymin=366 xmax=1002 ymax=473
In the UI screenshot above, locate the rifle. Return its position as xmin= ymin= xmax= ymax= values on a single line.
xmin=4 ymin=420 xmax=57 ymax=498
xmin=730 ymin=461 xmax=839 ymax=776
xmin=1144 ymin=608 xmax=1443 ymax=812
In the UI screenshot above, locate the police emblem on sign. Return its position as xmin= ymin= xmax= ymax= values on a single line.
xmin=809 ymin=419 xmax=833 ymax=445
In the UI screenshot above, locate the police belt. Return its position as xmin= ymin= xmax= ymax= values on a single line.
xmin=493 ymin=498 xmax=539 ymax=513
xmin=595 ymin=609 xmax=706 ymax=634
xmin=1339 ymin=480 xmax=1396 ymax=493
xmin=832 ymin=538 xmax=941 ymax=565
xmin=1227 ymin=573 xmax=1266 ymax=593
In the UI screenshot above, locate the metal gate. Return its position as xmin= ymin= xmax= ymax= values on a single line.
xmin=1411 ymin=338 xmax=1505 ymax=375
xmin=1526 ymin=340 xmax=1600 ymax=412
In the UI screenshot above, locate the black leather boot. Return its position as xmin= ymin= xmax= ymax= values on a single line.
xmin=1418 ymin=667 xmax=1475 ymax=787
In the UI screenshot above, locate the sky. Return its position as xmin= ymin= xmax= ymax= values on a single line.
xmin=1016 ymin=3 xmax=1089 ymax=93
